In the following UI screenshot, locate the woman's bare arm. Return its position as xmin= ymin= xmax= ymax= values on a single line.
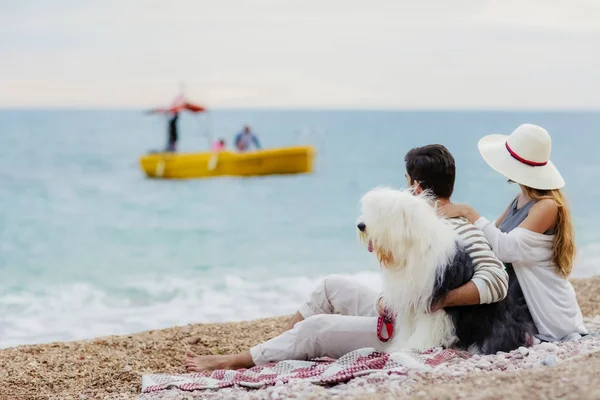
xmin=518 ymin=199 xmax=558 ymax=234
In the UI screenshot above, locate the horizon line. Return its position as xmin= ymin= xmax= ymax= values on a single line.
xmin=1 ymin=106 xmax=600 ymax=113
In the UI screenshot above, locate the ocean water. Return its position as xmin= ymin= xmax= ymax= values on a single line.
xmin=1 ymin=109 xmax=600 ymax=349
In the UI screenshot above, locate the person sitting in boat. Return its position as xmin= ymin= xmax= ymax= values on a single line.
xmin=234 ymin=125 xmax=261 ymax=152
xmin=211 ymin=139 xmax=226 ymax=151
xmin=166 ymin=112 xmax=179 ymax=152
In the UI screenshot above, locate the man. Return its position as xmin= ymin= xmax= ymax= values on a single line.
xmin=234 ymin=124 xmax=261 ymax=152
xmin=166 ymin=112 xmax=179 ymax=152
xmin=185 ymin=144 xmax=508 ymax=372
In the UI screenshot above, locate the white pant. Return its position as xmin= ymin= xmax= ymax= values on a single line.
xmin=250 ymin=275 xmax=386 ymax=365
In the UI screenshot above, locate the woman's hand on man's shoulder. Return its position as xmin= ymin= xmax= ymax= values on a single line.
xmin=438 ymin=203 xmax=480 ymax=224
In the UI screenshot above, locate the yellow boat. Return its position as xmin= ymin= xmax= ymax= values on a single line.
xmin=139 ymin=145 xmax=316 ymax=179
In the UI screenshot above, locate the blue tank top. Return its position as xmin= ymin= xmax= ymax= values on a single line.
xmin=498 ymin=197 xmax=556 ymax=235
xmin=497 ymin=196 xmax=557 ymax=337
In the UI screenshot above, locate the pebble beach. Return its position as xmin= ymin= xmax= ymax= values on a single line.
xmin=2 ymin=276 xmax=600 ymax=400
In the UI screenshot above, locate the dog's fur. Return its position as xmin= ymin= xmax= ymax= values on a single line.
xmin=357 ymin=186 xmax=534 ymax=354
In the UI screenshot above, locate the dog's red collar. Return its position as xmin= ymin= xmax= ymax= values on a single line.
xmin=377 ymin=309 xmax=395 ymax=342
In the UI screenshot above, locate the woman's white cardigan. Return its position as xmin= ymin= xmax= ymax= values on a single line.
xmin=474 ymin=217 xmax=587 ymax=341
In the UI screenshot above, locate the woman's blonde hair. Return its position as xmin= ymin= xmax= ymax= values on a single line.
xmin=521 ymin=186 xmax=575 ymax=276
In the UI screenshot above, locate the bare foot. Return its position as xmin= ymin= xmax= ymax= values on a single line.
xmin=184 ymin=350 xmax=254 ymax=372
xmin=283 ymin=311 xmax=305 ymax=332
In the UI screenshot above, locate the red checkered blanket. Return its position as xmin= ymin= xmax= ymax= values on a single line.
xmin=142 ymin=347 xmax=465 ymax=393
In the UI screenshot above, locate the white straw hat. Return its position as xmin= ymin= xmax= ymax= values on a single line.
xmin=478 ymin=123 xmax=565 ymax=190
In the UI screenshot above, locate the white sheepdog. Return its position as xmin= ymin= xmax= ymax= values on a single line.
xmin=356 ymin=186 xmax=460 ymax=352
xmin=357 ymin=186 xmax=535 ymax=354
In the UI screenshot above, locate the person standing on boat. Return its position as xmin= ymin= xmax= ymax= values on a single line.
xmin=166 ymin=112 xmax=179 ymax=152
xmin=234 ymin=125 xmax=261 ymax=152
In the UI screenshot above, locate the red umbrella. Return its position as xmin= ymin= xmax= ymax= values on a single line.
xmin=147 ymin=95 xmax=206 ymax=114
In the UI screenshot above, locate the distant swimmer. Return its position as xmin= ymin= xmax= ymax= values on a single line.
xmin=234 ymin=125 xmax=261 ymax=152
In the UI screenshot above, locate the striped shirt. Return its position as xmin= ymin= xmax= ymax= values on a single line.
xmin=447 ymin=217 xmax=509 ymax=304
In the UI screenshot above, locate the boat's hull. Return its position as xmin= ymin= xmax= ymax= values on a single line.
xmin=139 ymin=145 xmax=316 ymax=179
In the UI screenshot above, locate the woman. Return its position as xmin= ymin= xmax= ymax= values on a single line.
xmin=439 ymin=123 xmax=587 ymax=341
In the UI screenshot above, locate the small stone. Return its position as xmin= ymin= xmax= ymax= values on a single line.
xmin=518 ymin=346 xmax=529 ymax=356
xmin=541 ymin=355 xmax=557 ymax=366
xmin=538 ymin=342 xmax=558 ymax=352
xmin=123 ymin=364 xmax=132 ymax=372
xmin=187 ymin=336 xmax=203 ymax=345
xmin=512 ymin=353 xmax=524 ymax=360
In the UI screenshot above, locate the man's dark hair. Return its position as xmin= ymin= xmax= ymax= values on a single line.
xmin=404 ymin=144 xmax=455 ymax=198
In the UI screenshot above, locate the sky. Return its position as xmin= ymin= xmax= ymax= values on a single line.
xmin=1 ymin=0 xmax=600 ymax=109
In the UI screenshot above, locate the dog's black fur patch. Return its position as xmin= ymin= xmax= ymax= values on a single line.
xmin=432 ymin=243 xmax=535 ymax=354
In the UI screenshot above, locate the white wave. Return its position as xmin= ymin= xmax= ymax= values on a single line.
xmin=0 ymin=271 xmax=382 ymax=349
xmin=573 ymin=244 xmax=600 ymax=278
xmin=1 ymin=247 xmax=598 ymax=350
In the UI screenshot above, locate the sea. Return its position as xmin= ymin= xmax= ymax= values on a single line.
xmin=1 ymin=109 xmax=600 ymax=349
